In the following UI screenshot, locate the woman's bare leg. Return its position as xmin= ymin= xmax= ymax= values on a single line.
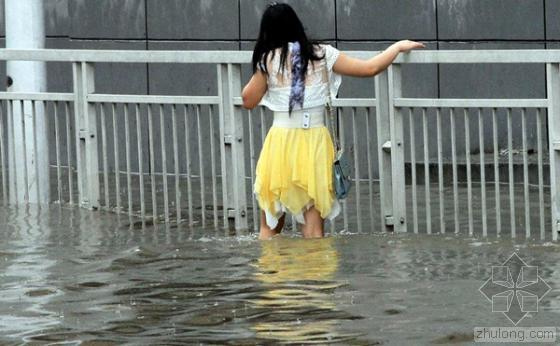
xmin=301 ymin=205 xmax=324 ymax=238
xmin=258 ymin=209 xmax=286 ymax=240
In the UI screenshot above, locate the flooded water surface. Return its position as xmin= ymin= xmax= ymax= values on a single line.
xmin=1 ymin=205 xmax=559 ymax=345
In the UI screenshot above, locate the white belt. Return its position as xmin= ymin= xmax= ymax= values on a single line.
xmin=272 ymin=106 xmax=325 ymax=128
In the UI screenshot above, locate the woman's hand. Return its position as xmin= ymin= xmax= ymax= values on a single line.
xmin=397 ymin=40 xmax=426 ymax=53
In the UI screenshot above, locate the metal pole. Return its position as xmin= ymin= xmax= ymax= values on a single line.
xmin=375 ymin=70 xmax=395 ymax=232
xmin=5 ymin=0 xmax=49 ymax=205
xmin=217 ymin=63 xmax=248 ymax=231
xmin=387 ymin=64 xmax=407 ymax=232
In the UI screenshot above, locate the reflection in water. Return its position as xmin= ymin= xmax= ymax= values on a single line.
xmin=251 ymin=236 xmax=363 ymax=344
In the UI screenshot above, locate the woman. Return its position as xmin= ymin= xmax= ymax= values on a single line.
xmin=242 ymin=2 xmax=425 ymax=240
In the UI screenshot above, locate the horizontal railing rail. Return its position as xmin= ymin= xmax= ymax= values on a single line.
xmin=0 ymin=48 xmax=558 ymax=241
xmin=1 ymin=48 xmax=560 ymax=63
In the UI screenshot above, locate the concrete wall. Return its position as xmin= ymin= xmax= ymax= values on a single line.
xmin=0 ymin=0 xmax=557 ymax=179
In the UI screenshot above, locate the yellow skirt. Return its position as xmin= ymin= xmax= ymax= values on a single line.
xmin=253 ymin=107 xmax=341 ymax=229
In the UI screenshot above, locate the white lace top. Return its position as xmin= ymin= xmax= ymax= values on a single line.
xmin=257 ymin=43 xmax=342 ymax=112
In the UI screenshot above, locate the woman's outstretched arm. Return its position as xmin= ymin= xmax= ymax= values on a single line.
xmin=333 ymin=40 xmax=425 ymax=78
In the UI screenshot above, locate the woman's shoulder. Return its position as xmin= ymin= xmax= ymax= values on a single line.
xmin=314 ymin=43 xmax=340 ymax=71
xmin=314 ymin=43 xmax=340 ymax=60
xmin=314 ymin=43 xmax=328 ymax=53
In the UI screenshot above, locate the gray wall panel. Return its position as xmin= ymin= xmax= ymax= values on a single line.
xmin=147 ymin=0 xmax=238 ymax=40
xmin=439 ymin=41 xmax=545 ymax=99
xmin=69 ymin=0 xmax=146 ymax=39
xmin=240 ymin=0 xmax=335 ymax=40
xmin=0 ymin=1 xmax=4 ymax=37
xmin=437 ymin=0 xmax=544 ymax=40
xmin=45 ymin=0 xmax=69 ymax=37
xmin=337 ymin=0 xmax=436 ymax=40
xmin=546 ymin=0 xmax=560 ymax=39
xmin=148 ymin=41 xmax=237 ymax=96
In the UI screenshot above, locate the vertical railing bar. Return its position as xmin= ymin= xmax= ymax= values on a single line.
xmin=507 ymin=107 xmax=515 ymax=237
xmin=100 ymin=103 xmax=110 ymax=208
xmin=183 ymin=105 xmax=194 ymax=227
xmin=351 ymin=107 xmax=362 ymax=233
xmin=148 ymin=103 xmax=157 ymax=221
xmin=0 ymin=101 xmax=7 ymax=203
xmin=65 ymin=101 xmax=74 ymax=205
xmin=450 ymin=107 xmax=459 ymax=234
xmin=409 ymin=107 xmax=418 ymax=234
xmin=209 ymin=104 xmax=219 ymax=229
xmin=124 ymin=103 xmax=133 ymax=217
xmin=464 ymin=107 xmax=473 ymax=236
xmin=135 ymin=103 xmax=145 ymax=219
xmin=19 ymin=100 xmax=29 ymax=203
xmin=32 ymin=101 xmax=41 ymax=203
xmin=521 ymin=107 xmax=530 ymax=238
xmin=478 ymin=107 xmax=487 ymax=237
xmin=492 ymin=107 xmax=501 ymax=236
xmin=8 ymin=100 xmax=17 ymax=204
xmin=537 ymin=108 xmax=545 ymax=240
xmin=54 ymin=101 xmax=63 ymax=203
xmin=365 ymin=107 xmax=375 ymax=231
xmin=112 ymin=103 xmax=121 ymax=212
xmin=247 ymin=108 xmax=258 ymax=232
xmin=159 ymin=103 xmax=169 ymax=223
xmin=339 ymin=107 xmax=348 ymax=232
xmin=171 ymin=104 xmax=181 ymax=224
xmin=196 ymin=104 xmax=206 ymax=227
xmin=422 ymin=107 xmax=431 ymax=234
xmin=217 ymin=64 xmax=228 ymax=230
xmin=436 ymin=107 xmax=445 ymax=233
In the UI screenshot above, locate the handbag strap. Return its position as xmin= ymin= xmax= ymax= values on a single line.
xmin=322 ymin=53 xmax=341 ymax=152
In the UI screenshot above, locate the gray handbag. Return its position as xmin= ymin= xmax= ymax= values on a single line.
xmin=323 ymin=59 xmax=352 ymax=200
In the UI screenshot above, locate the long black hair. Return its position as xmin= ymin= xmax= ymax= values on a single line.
xmin=251 ymin=2 xmax=326 ymax=81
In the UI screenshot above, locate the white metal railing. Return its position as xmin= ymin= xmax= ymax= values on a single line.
xmin=0 ymin=48 xmax=559 ymax=241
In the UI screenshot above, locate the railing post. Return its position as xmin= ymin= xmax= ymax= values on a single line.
xmin=547 ymin=63 xmax=560 ymax=241
xmin=387 ymin=64 xmax=407 ymax=232
xmin=375 ymin=70 xmax=394 ymax=232
xmin=217 ymin=63 xmax=248 ymax=231
xmin=72 ymin=61 xmax=99 ymax=209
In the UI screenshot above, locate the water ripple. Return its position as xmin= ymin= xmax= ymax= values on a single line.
xmin=0 ymin=205 xmax=558 ymax=344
